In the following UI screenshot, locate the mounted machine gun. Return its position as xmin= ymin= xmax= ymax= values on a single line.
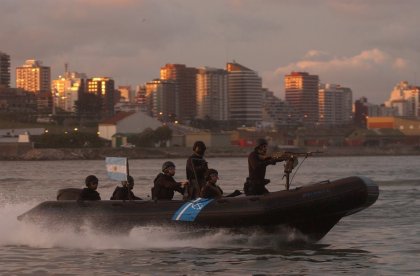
xmin=272 ymin=151 xmax=323 ymax=190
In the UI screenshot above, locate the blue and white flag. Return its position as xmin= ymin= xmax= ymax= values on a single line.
xmin=172 ymin=198 xmax=214 ymax=222
xmin=105 ymin=157 xmax=128 ymax=181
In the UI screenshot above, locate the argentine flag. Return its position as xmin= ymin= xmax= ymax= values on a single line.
xmin=105 ymin=157 xmax=128 ymax=181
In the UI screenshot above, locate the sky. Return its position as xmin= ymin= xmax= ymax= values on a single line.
xmin=1 ymin=0 xmax=419 ymax=104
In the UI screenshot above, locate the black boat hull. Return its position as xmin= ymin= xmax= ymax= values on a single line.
xmin=19 ymin=176 xmax=379 ymax=242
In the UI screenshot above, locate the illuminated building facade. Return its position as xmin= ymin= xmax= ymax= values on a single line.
xmin=284 ymin=72 xmax=319 ymax=124
xmin=160 ymin=64 xmax=197 ymax=122
xmin=87 ymin=77 xmax=115 ymax=117
xmin=226 ymin=62 xmax=262 ymax=124
xmin=196 ymin=67 xmax=228 ymax=121
xmin=145 ymin=79 xmax=177 ymax=120
xmin=385 ymin=81 xmax=420 ymax=118
xmin=16 ymin=59 xmax=51 ymax=94
xmin=52 ymin=71 xmax=87 ymax=113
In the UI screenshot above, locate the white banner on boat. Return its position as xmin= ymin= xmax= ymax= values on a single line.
xmin=105 ymin=157 xmax=128 ymax=181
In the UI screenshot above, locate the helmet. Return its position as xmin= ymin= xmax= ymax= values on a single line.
xmin=85 ymin=175 xmax=98 ymax=186
xmin=205 ymin=168 xmax=219 ymax=181
xmin=127 ymin=175 xmax=134 ymax=184
xmin=162 ymin=161 xmax=176 ymax=172
xmin=256 ymin=138 xmax=268 ymax=148
xmin=193 ymin=141 xmax=206 ymax=151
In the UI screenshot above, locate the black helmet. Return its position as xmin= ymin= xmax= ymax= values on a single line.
xmin=127 ymin=175 xmax=134 ymax=184
xmin=162 ymin=161 xmax=176 ymax=172
xmin=205 ymin=168 xmax=219 ymax=181
xmin=193 ymin=141 xmax=206 ymax=151
xmin=85 ymin=175 xmax=98 ymax=186
xmin=256 ymin=138 xmax=268 ymax=148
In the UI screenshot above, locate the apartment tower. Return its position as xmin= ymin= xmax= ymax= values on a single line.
xmin=87 ymin=77 xmax=115 ymax=117
xmin=0 ymin=51 xmax=11 ymax=88
xmin=160 ymin=64 xmax=197 ymax=122
xmin=318 ymin=84 xmax=353 ymax=125
xmin=226 ymin=62 xmax=263 ymax=125
xmin=284 ymin=72 xmax=319 ymax=124
xmin=52 ymin=69 xmax=87 ymax=113
xmin=16 ymin=59 xmax=51 ymax=94
xmin=196 ymin=67 xmax=228 ymax=121
xmin=145 ymin=79 xmax=177 ymax=120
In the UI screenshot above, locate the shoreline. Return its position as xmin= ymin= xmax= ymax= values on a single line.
xmin=0 ymin=145 xmax=419 ymax=161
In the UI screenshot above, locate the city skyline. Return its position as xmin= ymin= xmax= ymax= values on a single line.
xmin=1 ymin=1 xmax=420 ymax=104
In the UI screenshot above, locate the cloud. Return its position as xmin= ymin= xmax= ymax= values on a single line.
xmin=262 ymin=49 xmax=413 ymax=104
xmin=1 ymin=0 xmax=420 ymax=105
xmin=275 ymin=49 xmax=390 ymax=74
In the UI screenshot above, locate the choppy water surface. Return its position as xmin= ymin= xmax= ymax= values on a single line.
xmin=0 ymin=156 xmax=419 ymax=275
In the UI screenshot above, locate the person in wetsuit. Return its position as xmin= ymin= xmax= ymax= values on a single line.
xmin=200 ymin=169 xmax=223 ymax=200
xmin=244 ymin=138 xmax=287 ymax=196
xmin=110 ymin=175 xmax=142 ymax=200
xmin=152 ymin=161 xmax=188 ymax=200
xmin=185 ymin=141 xmax=208 ymax=199
xmin=78 ymin=175 xmax=101 ymax=200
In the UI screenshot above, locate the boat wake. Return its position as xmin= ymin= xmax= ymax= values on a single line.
xmin=1 ymin=202 xmax=308 ymax=250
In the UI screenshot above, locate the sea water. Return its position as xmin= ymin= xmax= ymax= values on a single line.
xmin=0 ymin=156 xmax=419 ymax=275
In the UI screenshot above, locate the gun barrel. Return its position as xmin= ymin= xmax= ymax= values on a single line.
xmin=274 ymin=151 xmax=323 ymax=158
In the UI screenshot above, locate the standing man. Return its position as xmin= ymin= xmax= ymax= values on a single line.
xmin=186 ymin=141 xmax=208 ymax=199
xmin=244 ymin=138 xmax=287 ymax=196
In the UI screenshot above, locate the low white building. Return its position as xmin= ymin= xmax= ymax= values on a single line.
xmin=98 ymin=111 xmax=162 ymax=140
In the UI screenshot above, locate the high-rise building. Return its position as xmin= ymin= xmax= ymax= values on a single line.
xmin=385 ymin=81 xmax=420 ymax=118
xmin=52 ymin=71 xmax=87 ymax=113
xmin=262 ymin=88 xmax=297 ymax=127
xmin=160 ymin=64 xmax=197 ymax=122
xmin=226 ymin=62 xmax=263 ymax=124
xmin=196 ymin=67 xmax=228 ymax=121
xmin=0 ymin=51 xmax=11 ymax=88
xmin=145 ymin=79 xmax=177 ymax=120
xmin=16 ymin=59 xmax=52 ymax=112
xmin=354 ymin=97 xmax=397 ymax=127
xmin=16 ymin=59 xmax=51 ymax=94
xmin=118 ymin=86 xmax=133 ymax=103
xmin=284 ymin=72 xmax=319 ymax=124
xmin=318 ymin=83 xmax=353 ymax=125
xmin=135 ymin=85 xmax=147 ymax=112
xmin=86 ymin=77 xmax=115 ymax=117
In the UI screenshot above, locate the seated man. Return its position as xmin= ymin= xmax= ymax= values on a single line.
xmin=152 ymin=161 xmax=188 ymax=200
xmin=201 ymin=169 xmax=241 ymax=200
xmin=110 ymin=175 xmax=142 ymax=200
xmin=200 ymin=169 xmax=223 ymax=200
xmin=78 ymin=175 xmax=101 ymax=201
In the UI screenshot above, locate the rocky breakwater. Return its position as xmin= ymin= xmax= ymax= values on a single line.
xmin=16 ymin=148 xmax=175 ymax=160
xmin=2 ymin=145 xmax=419 ymax=161
xmin=1 ymin=146 xmax=250 ymax=161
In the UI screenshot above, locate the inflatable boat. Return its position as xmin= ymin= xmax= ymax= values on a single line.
xmin=18 ymin=175 xmax=379 ymax=242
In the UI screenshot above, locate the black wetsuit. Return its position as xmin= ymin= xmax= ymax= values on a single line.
xmin=244 ymin=150 xmax=278 ymax=196
xmin=78 ymin=188 xmax=101 ymax=200
xmin=110 ymin=186 xmax=142 ymax=200
xmin=186 ymin=153 xmax=208 ymax=199
xmin=201 ymin=182 xmax=223 ymax=200
xmin=152 ymin=173 xmax=184 ymax=200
